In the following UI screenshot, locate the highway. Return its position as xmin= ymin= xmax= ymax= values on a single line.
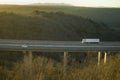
xmin=0 ymin=39 xmax=120 ymax=52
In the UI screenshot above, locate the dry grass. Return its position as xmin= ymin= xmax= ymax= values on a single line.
xmin=6 ymin=53 xmax=120 ymax=80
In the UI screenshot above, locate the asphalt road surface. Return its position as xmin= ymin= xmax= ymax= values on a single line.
xmin=0 ymin=39 xmax=120 ymax=52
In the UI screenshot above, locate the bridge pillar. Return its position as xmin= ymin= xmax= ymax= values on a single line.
xmin=104 ymin=51 xmax=107 ymax=64
xmin=23 ymin=51 xmax=33 ymax=80
xmin=98 ymin=51 xmax=101 ymax=65
xmin=63 ymin=51 xmax=68 ymax=76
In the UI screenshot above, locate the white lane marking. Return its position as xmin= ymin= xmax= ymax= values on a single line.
xmin=0 ymin=44 xmax=28 ymax=48
xmin=28 ymin=45 xmax=120 ymax=48
xmin=0 ymin=44 xmax=20 ymax=46
xmin=0 ymin=44 xmax=119 ymax=48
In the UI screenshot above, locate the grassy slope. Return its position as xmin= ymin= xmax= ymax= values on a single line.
xmin=0 ymin=12 xmax=119 ymax=41
xmin=0 ymin=5 xmax=120 ymax=30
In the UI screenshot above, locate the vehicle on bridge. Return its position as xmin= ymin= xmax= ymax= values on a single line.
xmin=21 ymin=45 xmax=28 ymax=48
xmin=82 ymin=39 xmax=100 ymax=44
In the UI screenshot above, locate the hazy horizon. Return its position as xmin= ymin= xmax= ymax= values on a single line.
xmin=0 ymin=0 xmax=120 ymax=8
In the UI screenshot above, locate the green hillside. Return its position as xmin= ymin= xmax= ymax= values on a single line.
xmin=0 ymin=11 xmax=119 ymax=41
xmin=0 ymin=5 xmax=120 ymax=30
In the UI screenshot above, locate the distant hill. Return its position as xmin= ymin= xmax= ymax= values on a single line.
xmin=0 ymin=12 xmax=119 ymax=41
xmin=0 ymin=5 xmax=119 ymax=31
xmin=71 ymin=7 xmax=120 ymax=31
xmin=31 ymin=3 xmax=72 ymax=6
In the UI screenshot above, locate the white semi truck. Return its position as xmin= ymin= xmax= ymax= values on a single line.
xmin=82 ymin=39 xmax=100 ymax=44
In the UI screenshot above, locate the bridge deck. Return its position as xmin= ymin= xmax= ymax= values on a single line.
xmin=0 ymin=39 xmax=120 ymax=52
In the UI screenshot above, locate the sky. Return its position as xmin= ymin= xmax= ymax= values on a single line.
xmin=0 ymin=0 xmax=120 ymax=7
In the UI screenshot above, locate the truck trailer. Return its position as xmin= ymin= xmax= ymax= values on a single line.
xmin=82 ymin=39 xmax=100 ymax=44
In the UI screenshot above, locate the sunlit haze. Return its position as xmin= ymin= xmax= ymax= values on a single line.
xmin=0 ymin=0 xmax=120 ymax=7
